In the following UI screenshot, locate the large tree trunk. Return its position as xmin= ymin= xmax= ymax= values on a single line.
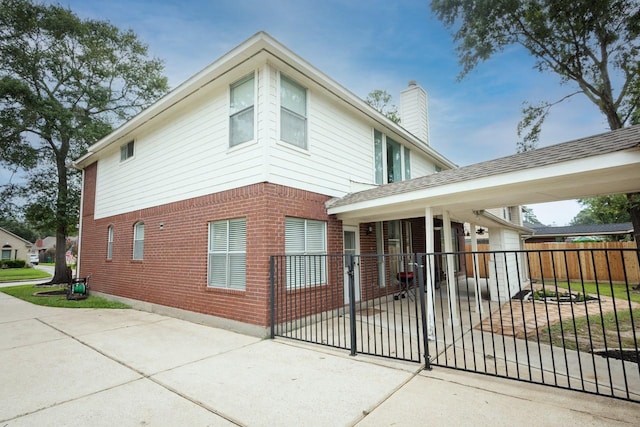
xmin=628 ymin=192 xmax=640 ymax=248
xmin=49 ymin=149 xmax=71 ymax=285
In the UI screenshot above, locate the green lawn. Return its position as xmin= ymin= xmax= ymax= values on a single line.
xmin=539 ymin=309 xmax=640 ymax=352
xmin=0 ymin=268 xmax=51 ymax=282
xmin=552 ymin=281 xmax=640 ymax=304
xmin=0 ymin=284 xmax=130 ymax=309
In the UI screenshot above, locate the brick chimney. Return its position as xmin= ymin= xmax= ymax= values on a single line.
xmin=400 ymin=81 xmax=429 ymax=144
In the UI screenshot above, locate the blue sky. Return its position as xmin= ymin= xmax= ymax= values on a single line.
xmin=12 ymin=0 xmax=616 ymax=225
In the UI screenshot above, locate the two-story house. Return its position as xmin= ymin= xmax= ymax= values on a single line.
xmin=74 ymin=32 xmax=526 ymax=335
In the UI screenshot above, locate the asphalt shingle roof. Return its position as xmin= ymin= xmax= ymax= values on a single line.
xmin=524 ymin=222 xmax=634 ymax=236
xmin=327 ymin=125 xmax=640 ymax=209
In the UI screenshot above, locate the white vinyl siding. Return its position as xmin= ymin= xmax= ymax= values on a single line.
xmin=133 ymin=222 xmax=144 ymax=260
xmin=208 ymin=219 xmax=246 ymax=290
xmin=107 ymin=226 xmax=113 ymax=259
xmin=374 ymin=130 xmax=384 ymax=185
xmin=285 ymin=218 xmax=326 ymax=289
xmin=280 ymin=75 xmax=307 ymax=149
xmin=94 ymin=78 xmax=264 ymax=219
xmin=229 ymin=73 xmax=255 ymax=147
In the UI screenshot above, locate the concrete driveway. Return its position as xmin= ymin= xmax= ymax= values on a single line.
xmin=0 ymin=291 xmax=638 ymax=426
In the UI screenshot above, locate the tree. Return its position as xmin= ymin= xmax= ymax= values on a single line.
xmin=0 ymin=0 xmax=168 ymax=284
xmin=366 ymin=89 xmax=401 ymax=123
xmin=570 ymin=195 xmax=632 ymax=225
xmin=522 ymin=206 xmax=543 ymax=225
xmin=431 ymin=0 xmax=640 ymax=244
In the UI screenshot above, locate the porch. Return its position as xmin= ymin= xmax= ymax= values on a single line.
xmin=270 ymin=249 xmax=640 ymax=403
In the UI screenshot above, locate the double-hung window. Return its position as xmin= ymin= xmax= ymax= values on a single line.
xmin=285 ymin=217 xmax=326 ymax=289
xmin=208 ymin=218 xmax=246 ymax=290
xmin=229 ymin=74 xmax=255 ymax=147
xmin=1 ymin=245 xmax=11 ymax=260
xmin=374 ymin=130 xmax=411 ymax=184
xmin=133 ymin=222 xmax=144 ymax=260
xmin=120 ymin=141 xmax=134 ymax=162
xmin=280 ymin=75 xmax=307 ymax=149
xmin=107 ymin=226 xmax=114 ymax=259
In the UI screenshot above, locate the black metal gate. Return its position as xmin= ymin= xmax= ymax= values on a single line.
xmin=270 ymin=249 xmax=640 ymax=403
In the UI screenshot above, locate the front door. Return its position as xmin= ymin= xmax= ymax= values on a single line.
xmin=343 ymin=226 xmax=361 ymax=304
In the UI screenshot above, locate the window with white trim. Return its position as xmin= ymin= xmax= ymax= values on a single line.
xmin=280 ymin=75 xmax=307 ymax=149
xmin=229 ymin=73 xmax=255 ymax=147
xmin=133 ymin=222 xmax=144 ymax=260
xmin=107 ymin=226 xmax=114 ymax=259
xmin=1 ymin=245 xmax=11 ymax=260
xmin=120 ymin=141 xmax=134 ymax=162
xmin=208 ymin=218 xmax=246 ymax=290
xmin=374 ymin=130 xmax=411 ymax=184
xmin=285 ymin=217 xmax=326 ymax=288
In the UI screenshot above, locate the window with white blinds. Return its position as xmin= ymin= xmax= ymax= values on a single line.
xmin=285 ymin=217 xmax=326 ymax=288
xmin=208 ymin=218 xmax=246 ymax=290
xmin=133 ymin=222 xmax=144 ymax=260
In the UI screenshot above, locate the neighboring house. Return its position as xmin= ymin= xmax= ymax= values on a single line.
xmin=0 ymin=227 xmax=33 ymax=263
xmin=524 ymin=222 xmax=634 ymax=243
xmin=35 ymin=236 xmax=79 ymax=259
xmin=73 ymin=32 xmax=640 ymax=335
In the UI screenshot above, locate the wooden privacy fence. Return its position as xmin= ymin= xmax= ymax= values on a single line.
xmin=464 ymin=242 xmax=640 ymax=284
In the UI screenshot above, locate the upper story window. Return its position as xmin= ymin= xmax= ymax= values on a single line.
xmin=280 ymin=75 xmax=307 ymax=149
xmin=120 ymin=141 xmax=134 ymax=162
xmin=133 ymin=222 xmax=144 ymax=260
xmin=208 ymin=218 xmax=246 ymax=290
xmin=229 ymin=73 xmax=255 ymax=147
xmin=107 ymin=226 xmax=114 ymax=259
xmin=374 ymin=130 xmax=411 ymax=184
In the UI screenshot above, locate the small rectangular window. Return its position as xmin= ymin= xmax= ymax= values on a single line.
xmin=133 ymin=222 xmax=144 ymax=260
xmin=374 ymin=130 xmax=383 ymax=185
xmin=386 ymin=137 xmax=401 ymax=183
xmin=120 ymin=141 xmax=134 ymax=162
xmin=280 ymin=75 xmax=307 ymax=149
xmin=229 ymin=74 xmax=255 ymax=147
xmin=208 ymin=218 xmax=246 ymax=290
xmin=107 ymin=226 xmax=114 ymax=259
xmin=404 ymin=146 xmax=411 ymax=180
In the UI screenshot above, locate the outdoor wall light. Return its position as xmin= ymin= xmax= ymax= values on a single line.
xmin=367 ymin=224 xmax=373 ymax=235
xmin=476 ymin=228 xmax=486 ymax=235
xmin=159 ymin=223 xmax=164 ymax=230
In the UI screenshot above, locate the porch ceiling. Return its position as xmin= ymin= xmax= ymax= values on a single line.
xmin=328 ymin=126 xmax=640 ymax=225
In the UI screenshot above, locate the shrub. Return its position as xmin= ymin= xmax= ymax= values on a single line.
xmin=0 ymin=259 xmax=27 ymax=269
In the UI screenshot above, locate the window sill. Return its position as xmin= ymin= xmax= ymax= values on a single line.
xmin=276 ymin=140 xmax=310 ymax=156
xmin=227 ymin=139 xmax=258 ymax=154
xmin=205 ymin=286 xmax=246 ymax=295
xmin=130 ymin=259 xmax=143 ymax=264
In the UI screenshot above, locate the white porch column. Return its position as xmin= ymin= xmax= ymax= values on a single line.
xmin=424 ymin=207 xmax=435 ymax=340
xmin=442 ymin=210 xmax=457 ymax=324
xmin=470 ymin=222 xmax=483 ymax=315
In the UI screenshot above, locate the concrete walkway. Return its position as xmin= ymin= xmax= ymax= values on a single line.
xmin=0 ymin=291 xmax=638 ymax=426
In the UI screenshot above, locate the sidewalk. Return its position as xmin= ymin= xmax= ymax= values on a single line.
xmin=0 ymin=291 xmax=638 ymax=426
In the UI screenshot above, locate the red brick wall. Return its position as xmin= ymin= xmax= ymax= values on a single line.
xmin=79 ymin=179 xmax=342 ymax=327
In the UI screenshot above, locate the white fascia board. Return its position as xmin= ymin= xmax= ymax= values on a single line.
xmin=328 ymin=150 xmax=640 ymax=215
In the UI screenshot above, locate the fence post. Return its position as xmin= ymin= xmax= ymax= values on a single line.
xmin=417 ymin=255 xmax=432 ymax=370
xmin=270 ymin=256 xmax=275 ymax=339
xmin=348 ymin=254 xmax=357 ymax=356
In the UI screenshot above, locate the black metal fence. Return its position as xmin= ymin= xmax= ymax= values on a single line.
xmin=270 ymin=248 xmax=640 ymax=402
